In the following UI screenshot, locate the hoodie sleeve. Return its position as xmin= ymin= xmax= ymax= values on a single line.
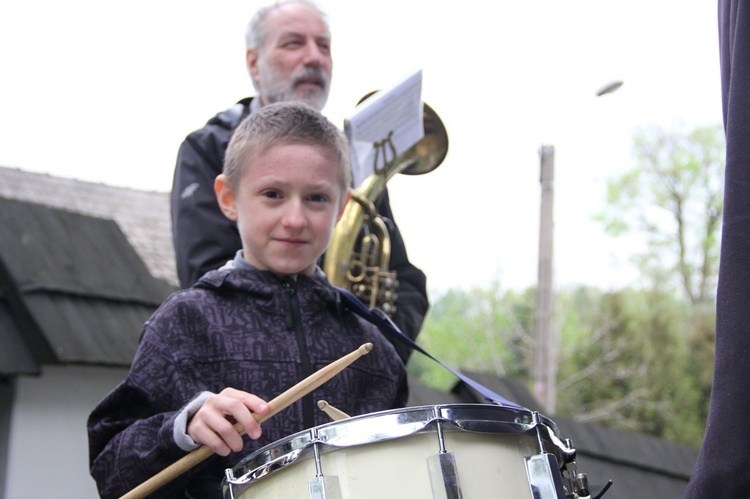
xmin=87 ymin=322 xmax=202 ymax=499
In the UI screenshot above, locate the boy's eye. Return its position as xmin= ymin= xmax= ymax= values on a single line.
xmin=308 ymin=193 xmax=328 ymax=203
xmin=263 ymin=190 xmax=281 ymax=199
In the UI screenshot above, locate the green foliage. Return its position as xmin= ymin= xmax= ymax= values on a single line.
xmin=412 ymin=283 xmax=714 ymax=448
xmin=595 ymin=124 xmax=725 ymax=304
xmin=408 ymin=283 xmax=534 ymax=391
xmin=408 ymin=123 xmax=721 ymax=449
xmin=555 ymin=285 xmax=712 ymax=447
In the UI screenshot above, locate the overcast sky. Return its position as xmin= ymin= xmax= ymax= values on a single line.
xmin=0 ymin=1 xmax=722 ymax=295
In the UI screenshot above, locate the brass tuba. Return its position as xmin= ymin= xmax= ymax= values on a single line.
xmin=323 ymin=94 xmax=449 ymax=314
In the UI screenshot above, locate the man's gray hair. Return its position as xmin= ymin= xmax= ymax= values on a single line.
xmin=245 ymin=0 xmax=329 ymax=51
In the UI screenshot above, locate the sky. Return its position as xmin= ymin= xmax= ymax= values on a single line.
xmin=0 ymin=1 xmax=723 ymax=296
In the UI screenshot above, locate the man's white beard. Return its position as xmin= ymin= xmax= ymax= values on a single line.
xmin=259 ymin=64 xmax=330 ymax=111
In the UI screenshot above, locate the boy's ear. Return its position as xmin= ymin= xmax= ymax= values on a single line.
xmin=215 ymin=174 xmax=238 ymax=221
xmin=336 ymin=189 xmax=352 ymax=222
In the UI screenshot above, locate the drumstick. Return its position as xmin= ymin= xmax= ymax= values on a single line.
xmin=317 ymin=400 xmax=351 ymax=421
xmin=120 ymin=342 xmax=374 ymax=499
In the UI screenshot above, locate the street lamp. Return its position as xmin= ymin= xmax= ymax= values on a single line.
xmin=596 ymin=80 xmax=624 ymax=97
xmin=533 ymin=80 xmax=624 ymax=412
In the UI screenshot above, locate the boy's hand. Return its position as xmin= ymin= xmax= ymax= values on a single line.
xmin=187 ymin=387 xmax=269 ymax=456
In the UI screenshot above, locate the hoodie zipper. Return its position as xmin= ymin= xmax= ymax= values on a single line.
xmin=283 ymin=280 xmax=314 ymax=429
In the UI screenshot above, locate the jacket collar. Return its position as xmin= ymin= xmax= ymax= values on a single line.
xmin=194 ymin=266 xmax=340 ymax=307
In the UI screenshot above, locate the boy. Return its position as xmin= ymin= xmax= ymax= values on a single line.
xmin=88 ymin=102 xmax=407 ymax=499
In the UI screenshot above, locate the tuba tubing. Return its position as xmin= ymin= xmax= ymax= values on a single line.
xmin=323 ymin=99 xmax=448 ymax=293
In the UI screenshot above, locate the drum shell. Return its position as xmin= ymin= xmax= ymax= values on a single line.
xmin=223 ymin=404 xmax=569 ymax=499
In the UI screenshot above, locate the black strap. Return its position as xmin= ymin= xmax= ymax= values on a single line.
xmin=337 ymin=287 xmax=522 ymax=408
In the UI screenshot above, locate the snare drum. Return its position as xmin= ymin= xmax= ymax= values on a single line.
xmin=222 ymin=404 xmax=580 ymax=499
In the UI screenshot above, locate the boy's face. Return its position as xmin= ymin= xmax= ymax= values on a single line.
xmin=215 ymin=143 xmax=348 ymax=276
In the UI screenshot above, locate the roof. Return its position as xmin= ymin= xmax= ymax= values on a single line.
xmin=0 ymin=167 xmax=176 ymax=373
xmin=0 ymin=167 xmax=176 ymax=287
xmin=0 ymin=301 xmax=40 ymax=375
xmin=557 ymin=415 xmax=697 ymax=498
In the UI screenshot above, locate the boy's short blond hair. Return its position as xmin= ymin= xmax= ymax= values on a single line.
xmin=224 ymin=102 xmax=351 ymax=192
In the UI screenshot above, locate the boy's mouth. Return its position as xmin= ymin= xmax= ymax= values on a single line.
xmin=276 ymin=237 xmax=307 ymax=246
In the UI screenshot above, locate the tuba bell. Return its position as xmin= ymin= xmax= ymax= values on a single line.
xmin=323 ymin=94 xmax=449 ymax=315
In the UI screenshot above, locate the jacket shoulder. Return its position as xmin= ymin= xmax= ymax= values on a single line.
xmin=182 ymin=97 xmax=254 ymax=147
xmin=206 ymin=97 xmax=254 ymax=129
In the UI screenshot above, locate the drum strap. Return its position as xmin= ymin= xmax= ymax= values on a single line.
xmin=336 ymin=287 xmax=523 ymax=408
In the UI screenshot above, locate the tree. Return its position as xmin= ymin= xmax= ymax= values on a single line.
xmin=597 ymin=124 xmax=725 ymax=305
xmin=570 ymin=123 xmax=726 ymax=445
xmin=407 ymin=125 xmax=724 ymax=448
xmin=555 ymin=285 xmax=709 ymax=447
xmin=411 ymin=283 xmax=712 ymax=447
xmin=409 ymin=283 xmax=534 ymax=391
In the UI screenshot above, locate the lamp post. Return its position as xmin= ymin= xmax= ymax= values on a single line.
xmin=534 ymin=145 xmax=556 ymax=413
xmin=596 ymin=80 xmax=624 ymax=97
xmin=532 ymin=81 xmax=623 ymax=413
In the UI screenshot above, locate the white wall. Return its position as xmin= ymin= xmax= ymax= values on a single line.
xmin=5 ymin=365 xmax=127 ymax=499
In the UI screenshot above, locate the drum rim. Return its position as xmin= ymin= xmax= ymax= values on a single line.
xmin=222 ymin=403 xmax=571 ymax=497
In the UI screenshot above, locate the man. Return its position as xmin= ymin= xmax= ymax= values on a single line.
xmin=170 ymin=0 xmax=428 ymax=358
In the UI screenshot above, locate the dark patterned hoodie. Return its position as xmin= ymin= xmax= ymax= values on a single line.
xmin=87 ymin=265 xmax=407 ymax=498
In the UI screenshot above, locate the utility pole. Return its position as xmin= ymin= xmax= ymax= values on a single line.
xmin=531 ymin=81 xmax=622 ymax=413
xmin=534 ymin=145 xmax=557 ymax=413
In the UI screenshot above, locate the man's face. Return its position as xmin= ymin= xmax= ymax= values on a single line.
xmin=248 ymin=3 xmax=332 ymax=111
xmin=218 ymin=143 xmax=347 ymax=276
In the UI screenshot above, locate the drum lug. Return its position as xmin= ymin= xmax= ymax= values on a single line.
xmin=525 ymin=453 xmax=566 ymax=499
xmin=224 ymin=468 xmax=239 ymax=499
xmin=427 ymin=451 xmax=463 ymax=499
xmin=307 ymin=432 xmax=342 ymax=499
xmin=427 ymin=417 xmax=463 ymax=499
xmin=308 ymin=475 xmax=342 ymax=499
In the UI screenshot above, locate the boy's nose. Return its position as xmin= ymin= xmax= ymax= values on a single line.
xmin=281 ymin=200 xmax=307 ymax=229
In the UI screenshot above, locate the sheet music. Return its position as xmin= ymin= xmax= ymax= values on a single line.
xmin=344 ymin=69 xmax=424 ymax=187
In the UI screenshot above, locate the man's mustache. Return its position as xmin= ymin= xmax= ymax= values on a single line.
xmin=293 ymin=67 xmax=330 ymax=90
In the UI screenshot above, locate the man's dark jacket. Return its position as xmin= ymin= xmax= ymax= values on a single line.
xmin=171 ymin=97 xmax=428 ymax=361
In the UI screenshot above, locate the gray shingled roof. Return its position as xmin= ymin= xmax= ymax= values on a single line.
xmin=0 ymin=302 xmax=40 ymax=375
xmin=0 ymin=166 xmax=176 ymax=287
xmin=0 ymin=166 xmax=178 ymax=373
xmin=0 ymin=196 xmax=175 ymax=372
xmin=558 ymin=416 xmax=696 ymax=498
